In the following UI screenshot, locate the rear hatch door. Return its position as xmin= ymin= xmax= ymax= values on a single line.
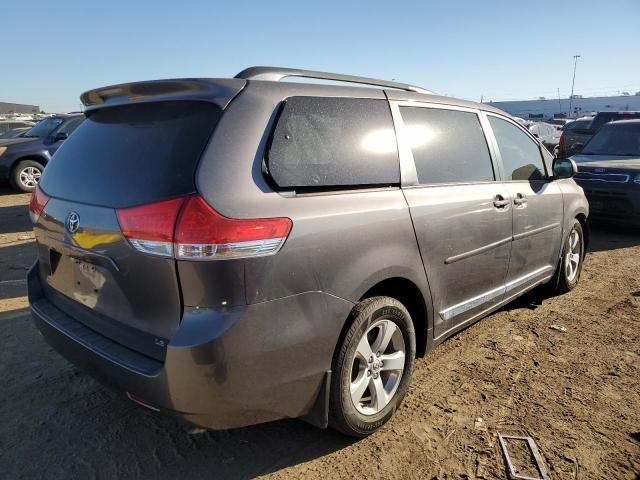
xmin=33 ymin=99 xmax=228 ymax=360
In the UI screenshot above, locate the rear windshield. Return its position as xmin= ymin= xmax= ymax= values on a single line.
xmin=40 ymin=101 xmax=221 ymax=208
xmin=564 ymin=119 xmax=590 ymax=132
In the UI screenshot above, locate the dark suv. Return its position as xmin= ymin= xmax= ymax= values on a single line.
xmin=28 ymin=67 xmax=589 ymax=437
xmin=559 ymin=111 xmax=640 ymax=158
xmin=0 ymin=113 xmax=84 ymax=192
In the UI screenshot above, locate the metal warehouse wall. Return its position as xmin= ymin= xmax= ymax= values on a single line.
xmin=0 ymin=102 xmax=40 ymax=114
xmin=488 ymin=95 xmax=640 ymax=119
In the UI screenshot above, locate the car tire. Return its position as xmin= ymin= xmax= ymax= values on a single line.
xmin=329 ymin=296 xmax=415 ymax=437
xmin=552 ymin=219 xmax=585 ymax=293
xmin=10 ymin=160 xmax=44 ymax=193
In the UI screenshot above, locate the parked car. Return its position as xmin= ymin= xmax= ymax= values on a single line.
xmin=0 ymin=120 xmax=34 ymax=135
xmin=0 ymin=127 xmax=31 ymax=139
xmin=528 ymin=122 xmax=561 ymax=156
xmin=572 ymin=119 xmax=640 ymax=226
xmin=559 ymin=111 xmax=640 ymax=158
xmin=28 ymin=67 xmax=588 ymax=437
xmin=557 ymin=117 xmax=594 ymax=158
xmin=0 ymin=113 xmax=84 ymax=192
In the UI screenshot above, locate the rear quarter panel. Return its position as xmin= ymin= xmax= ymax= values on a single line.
xmin=196 ymin=80 xmax=432 ymax=324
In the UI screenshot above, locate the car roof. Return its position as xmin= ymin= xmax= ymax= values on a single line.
xmin=52 ymin=113 xmax=84 ymax=119
xmin=596 ymin=111 xmax=640 ymax=115
xmin=607 ymin=118 xmax=640 ymax=125
xmin=80 ymin=67 xmax=510 ymax=118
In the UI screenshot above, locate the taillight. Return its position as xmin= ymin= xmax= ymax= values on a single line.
xmin=116 ymin=195 xmax=292 ymax=260
xmin=559 ymin=132 xmax=566 ymax=148
xmin=174 ymin=195 xmax=292 ymax=260
xmin=116 ymin=197 xmax=185 ymax=257
xmin=29 ymin=185 xmax=50 ymax=223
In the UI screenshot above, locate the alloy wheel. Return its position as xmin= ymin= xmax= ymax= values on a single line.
xmin=565 ymin=228 xmax=582 ymax=282
xmin=349 ymin=319 xmax=406 ymax=415
xmin=19 ymin=166 xmax=42 ymax=188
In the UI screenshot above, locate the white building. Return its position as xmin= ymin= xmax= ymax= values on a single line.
xmin=488 ymin=95 xmax=640 ymax=120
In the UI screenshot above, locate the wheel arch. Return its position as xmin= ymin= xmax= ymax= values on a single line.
xmin=11 ymin=154 xmax=49 ymax=171
xmin=342 ymin=276 xmax=430 ymax=358
xmin=575 ymin=212 xmax=589 ymax=251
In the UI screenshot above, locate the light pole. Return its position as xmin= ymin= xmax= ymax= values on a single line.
xmin=568 ymin=55 xmax=581 ymax=118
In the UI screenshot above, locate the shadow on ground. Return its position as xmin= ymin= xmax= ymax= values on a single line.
xmin=0 ymin=204 xmax=31 ymax=234
xmin=0 ymin=241 xmax=35 ymax=286
xmin=0 ymin=182 xmax=23 ymax=196
xmin=0 ymin=307 xmax=354 ymax=480
xmin=588 ymin=221 xmax=640 ymax=253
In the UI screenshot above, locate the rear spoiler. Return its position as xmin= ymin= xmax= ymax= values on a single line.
xmin=80 ymin=78 xmax=246 ymax=111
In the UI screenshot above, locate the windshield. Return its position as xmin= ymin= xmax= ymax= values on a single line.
xmin=23 ymin=117 xmax=64 ymax=138
xmin=582 ymin=122 xmax=640 ymax=156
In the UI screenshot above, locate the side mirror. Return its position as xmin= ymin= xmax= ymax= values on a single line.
xmin=553 ymin=158 xmax=577 ymax=179
xmin=54 ymin=131 xmax=68 ymax=141
xmin=572 ymin=142 xmax=584 ymax=153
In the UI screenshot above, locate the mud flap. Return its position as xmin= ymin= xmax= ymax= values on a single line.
xmin=300 ymin=370 xmax=331 ymax=429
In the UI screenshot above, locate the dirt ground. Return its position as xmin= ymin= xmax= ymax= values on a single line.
xmin=0 ymin=184 xmax=638 ymax=480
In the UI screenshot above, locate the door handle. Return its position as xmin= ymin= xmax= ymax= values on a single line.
xmin=514 ymin=193 xmax=527 ymax=206
xmin=493 ymin=195 xmax=510 ymax=209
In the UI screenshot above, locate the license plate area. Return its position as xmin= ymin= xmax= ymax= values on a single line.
xmin=46 ymin=253 xmax=106 ymax=309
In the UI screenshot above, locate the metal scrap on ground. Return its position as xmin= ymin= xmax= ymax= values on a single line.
xmin=498 ymin=434 xmax=549 ymax=480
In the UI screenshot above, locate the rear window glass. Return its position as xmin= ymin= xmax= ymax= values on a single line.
xmin=399 ymin=107 xmax=494 ymax=184
xmin=40 ymin=101 xmax=221 ymax=208
xmin=267 ymin=97 xmax=399 ymax=189
xmin=564 ymin=120 xmax=590 ymax=132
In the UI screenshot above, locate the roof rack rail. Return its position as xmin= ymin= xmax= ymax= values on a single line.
xmin=235 ymin=66 xmax=433 ymax=94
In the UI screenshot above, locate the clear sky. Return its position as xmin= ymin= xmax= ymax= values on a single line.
xmin=3 ymin=0 xmax=639 ymax=112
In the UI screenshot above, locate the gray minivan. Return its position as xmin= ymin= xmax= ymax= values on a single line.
xmin=28 ymin=67 xmax=589 ymax=437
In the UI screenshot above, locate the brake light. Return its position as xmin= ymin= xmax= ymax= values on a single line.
xmin=116 ymin=197 xmax=185 ymax=257
xmin=174 ymin=195 xmax=292 ymax=260
xmin=116 ymin=195 xmax=292 ymax=260
xmin=559 ymin=132 xmax=566 ymax=149
xmin=29 ymin=185 xmax=50 ymax=223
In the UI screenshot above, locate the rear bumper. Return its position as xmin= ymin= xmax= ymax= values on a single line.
xmin=28 ymin=263 xmax=353 ymax=429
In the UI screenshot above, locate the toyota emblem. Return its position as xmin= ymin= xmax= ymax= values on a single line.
xmin=66 ymin=212 xmax=80 ymax=234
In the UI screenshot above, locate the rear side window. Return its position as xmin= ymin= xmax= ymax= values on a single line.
xmin=488 ymin=116 xmax=546 ymax=181
xmin=40 ymin=101 xmax=221 ymax=208
xmin=399 ymin=107 xmax=494 ymax=184
xmin=267 ymin=97 xmax=399 ymax=189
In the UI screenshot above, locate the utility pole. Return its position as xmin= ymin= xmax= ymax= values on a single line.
xmin=557 ymin=88 xmax=562 ymax=116
xmin=568 ymin=54 xmax=581 ymax=118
